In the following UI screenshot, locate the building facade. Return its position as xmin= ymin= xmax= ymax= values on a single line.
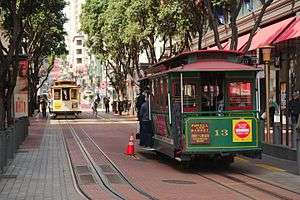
xmin=65 ymin=0 xmax=91 ymax=88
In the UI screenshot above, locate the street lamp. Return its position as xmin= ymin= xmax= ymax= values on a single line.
xmin=260 ymin=45 xmax=274 ymax=143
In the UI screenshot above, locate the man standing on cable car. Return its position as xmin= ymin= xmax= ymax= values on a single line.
xmin=139 ymin=90 xmax=153 ymax=149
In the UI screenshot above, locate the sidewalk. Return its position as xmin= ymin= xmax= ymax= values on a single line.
xmin=0 ymin=115 xmax=84 ymax=200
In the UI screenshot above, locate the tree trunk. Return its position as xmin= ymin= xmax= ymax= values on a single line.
xmin=204 ymin=0 xmax=222 ymax=49
xmin=197 ymin=29 xmax=203 ymax=50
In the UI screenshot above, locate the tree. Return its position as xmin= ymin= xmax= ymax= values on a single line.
xmin=158 ymin=0 xmax=208 ymax=52
xmin=204 ymin=0 xmax=274 ymax=52
xmin=0 ymin=0 xmax=41 ymax=129
xmin=0 ymin=0 xmax=67 ymax=129
xmin=22 ymin=0 xmax=67 ymax=115
xmin=81 ymin=0 xmax=133 ymax=99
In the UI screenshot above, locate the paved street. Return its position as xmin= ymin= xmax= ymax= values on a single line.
xmin=0 ymin=112 xmax=300 ymax=199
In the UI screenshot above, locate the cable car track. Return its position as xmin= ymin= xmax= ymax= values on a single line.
xmin=60 ymin=119 xmax=158 ymax=200
xmin=197 ymin=171 xmax=299 ymax=200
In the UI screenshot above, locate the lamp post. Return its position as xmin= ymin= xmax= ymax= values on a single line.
xmin=260 ymin=45 xmax=274 ymax=143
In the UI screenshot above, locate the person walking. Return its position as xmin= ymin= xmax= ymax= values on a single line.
xmin=92 ymin=95 xmax=101 ymax=117
xmin=41 ymin=97 xmax=47 ymax=118
xmin=104 ymin=97 xmax=110 ymax=113
xmin=139 ymin=92 xmax=153 ymax=148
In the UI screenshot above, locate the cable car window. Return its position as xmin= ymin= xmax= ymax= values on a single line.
xmin=183 ymin=79 xmax=198 ymax=112
xmin=54 ymin=89 xmax=61 ymax=100
xmin=200 ymin=73 xmax=224 ymax=113
xmin=184 ymin=85 xmax=195 ymax=97
xmin=227 ymin=82 xmax=252 ymax=110
xmin=62 ymin=88 xmax=70 ymax=101
xmin=172 ymin=79 xmax=181 ymax=97
xmin=71 ymin=89 xmax=77 ymax=100
xmin=163 ymin=77 xmax=168 ymax=109
xmin=153 ymin=78 xmax=161 ymax=110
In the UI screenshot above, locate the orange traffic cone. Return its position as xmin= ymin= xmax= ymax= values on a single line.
xmin=125 ymin=135 xmax=135 ymax=155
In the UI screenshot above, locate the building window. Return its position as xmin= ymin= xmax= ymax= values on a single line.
xmin=214 ymin=6 xmax=225 ymax=25
xmin=240 ymin=0 xmax=254 ymax=16
xmin=76 ymin=40 xmax=82 ymax=45
xmin=76 ymin=49 xmax=82 ymax=54
xmin=76 ymin=58 xmax=82 ymax=64
xmin=244 ymin=0 xmax=253 ymax=11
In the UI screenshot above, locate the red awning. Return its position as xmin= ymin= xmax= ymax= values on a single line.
xmin=248 ymin=17 xmax=295 ymax=51
xmin=223 ymin=33 xmax=251 ymax=51
xmin=169 ymin=61 xmax=260 ymax=72
xmin=274 ymin=17 xmax=300 ymax=43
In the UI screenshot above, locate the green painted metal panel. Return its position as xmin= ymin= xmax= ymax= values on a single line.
xmin=184 ymin=116 xmax=261 ymax=152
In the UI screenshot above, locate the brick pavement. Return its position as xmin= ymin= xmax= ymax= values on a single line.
xmin=0 ymin=116 xmax=85 ymax=200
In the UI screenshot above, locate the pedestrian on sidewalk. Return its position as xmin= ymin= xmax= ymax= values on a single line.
xmin=92 ymin=94 xmax=101 ymax=117
xmin=139 ymin=91 xmax=153 ymax=148
xmin=104 ymin=97 xmax=110 ymax=113
xmin=40 ymin=96 xmax=47 ymax=118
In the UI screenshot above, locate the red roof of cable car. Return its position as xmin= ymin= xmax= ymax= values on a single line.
xmin=169 ymin=60 xmax=259 ymax=72
xmin=150 ymin=49 xmax=243 ymax=68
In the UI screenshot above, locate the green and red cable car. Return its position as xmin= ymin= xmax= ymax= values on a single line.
xmin=140 ymin=50 xmax=263 ymax=164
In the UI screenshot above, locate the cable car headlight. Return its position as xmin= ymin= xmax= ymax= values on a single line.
xmin=72 ymin=102 xmax=78 ymax=108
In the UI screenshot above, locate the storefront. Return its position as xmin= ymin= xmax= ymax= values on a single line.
xmin=272 ymin=17 xmax=300 ymax=148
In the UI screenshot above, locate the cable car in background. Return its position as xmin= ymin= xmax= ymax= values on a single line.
xmin=140 ymin=50 xmax=263 ymax=165
xmin=49 ymin=80 xmax=81 ymax=118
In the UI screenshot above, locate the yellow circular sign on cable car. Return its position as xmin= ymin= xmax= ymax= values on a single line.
xmin=54 ymin=101 xmax=62 ymax=110
xmin=232 ymin=119 xmax=252 ymax=142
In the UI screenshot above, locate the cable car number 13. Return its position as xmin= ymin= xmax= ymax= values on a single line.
xmin=214 ymin=129 xmax=229 ymax=137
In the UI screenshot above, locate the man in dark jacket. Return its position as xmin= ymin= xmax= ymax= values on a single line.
xmin=135 ymin=90 xmax=146 ymax=141
xmin=139 ymin=94 xmax=153 ymax=148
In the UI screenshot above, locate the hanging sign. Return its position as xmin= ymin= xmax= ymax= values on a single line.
xmin=14 ymin=58 xmax=29 ymax=118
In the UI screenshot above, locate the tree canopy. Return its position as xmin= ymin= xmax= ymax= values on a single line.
xmin=0 ymin=0 xmax=67 ymax=128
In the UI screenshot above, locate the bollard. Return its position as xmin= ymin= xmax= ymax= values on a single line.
xmin=273 ymin=122 xmax=281 ymax=145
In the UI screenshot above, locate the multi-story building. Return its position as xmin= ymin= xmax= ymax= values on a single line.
xmin=65 ymin=0 xmax=90 ymax=88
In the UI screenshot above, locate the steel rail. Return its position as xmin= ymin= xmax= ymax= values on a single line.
xmin=64 ymin=120 xmax=127 ymax=200
xmin=219 ymin=172 xmax=296 ymax=200
xmin=197 ymin=173 xmax=256 ymax=200
xmin=79 ymin=126 xmax=159 ymax=200
xmin=59 ymin=121 xmax=91 ymax=200
xmin=235 ymin=171 xmax=300 ymax=196
xmin=198 ymin=171 xmax=297 ymax=200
